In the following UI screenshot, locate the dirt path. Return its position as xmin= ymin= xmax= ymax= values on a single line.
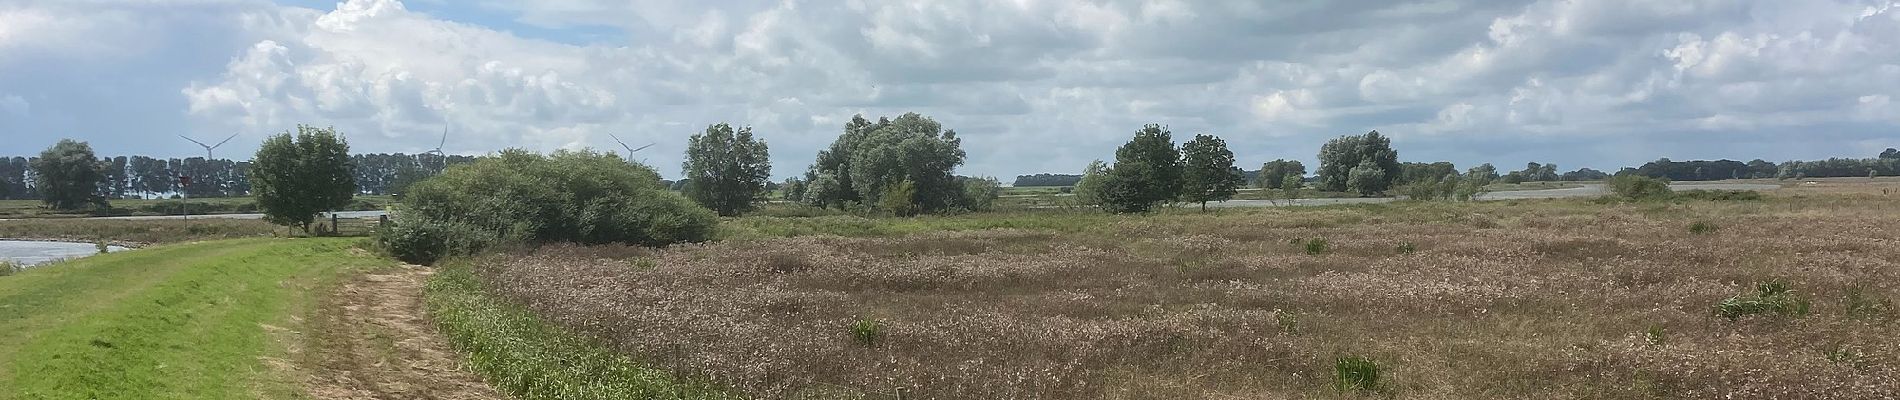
xmin=292 ymin=265 xmax=504 ymax=400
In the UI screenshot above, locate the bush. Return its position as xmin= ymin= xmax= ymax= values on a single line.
xmin=1608 ymin=175 xmax=1673 ymax=200
xmin=1688 ymin=221 xmax=1718 ymax=235
xmin=1304 ymin=238 xmax=1330 ymax=255
xmin=1396 ymin=242 xmax=1417 ymax=254
xmin=0 ymin=261 xmax=20 ymax=277
xmin=850 ymin=318 xmax=885 ymax=347
xmin=1673 ymin=189 xmax=1763 ymax=201
xmin=1333 ymin=356 xmax=1380 ymax=391
xmin=1715 ymin=280 xmax=1809 ymax=320
xmin=381 ymin=150 xmax=718 ymax=264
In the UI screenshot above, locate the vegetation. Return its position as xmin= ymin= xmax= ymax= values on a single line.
xmin=251 ymin=125 xmax=357 ymax=232
xmin=1178 ymin=134 xmax=1244 ymax=211
xmin=1255 ymin=159 xmax=1307 ymax=189
xmin=1071 ymin=160 xmax=1110 ymax=207
xmin=1099 ymin=124 xmax=1182 ymax=213
xmin=683 ymin=123 xmax=772 ymax=216
xmin=1398 ymin=161 xmax=1459 ymax=186
xmin=381 ymin=149 xmax=716 ymax=264
xmin=1500 ymin=162 xmax=1559 ymax=183
xmin=0 ymin=238 xmax=387 ymax=399
xmin=31 ymin=139 xmax=108 ymax=210
xmin=463 ymin=192 xmax=1900 ymax=398
xmin=1011 ymin=173 xmax=1082 ymax=187
xmin=0 ymin=218 xmax=280 ymax=244
xmin=1607 ymin=174 xmax=1673 ymax=200
xmin=1465 ymin=163 xmax=1499 ymax=185
xmin=1316 ymin=130 xmax=1400 ymax=195
xmin=1333 ymin=356 xmax=1381 ymax=392
xmin=798 ymin=113 xmax=968 ymax=214
xmin=1714 ymin=281 xmax=1810 ymax=320
xmin=424 ymin=258 xmax=734 ymax=399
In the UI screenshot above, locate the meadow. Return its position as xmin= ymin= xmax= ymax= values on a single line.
xmin=447 ymin=181 xmax=1900 ymax=399
xmin=0 ymin=195 xmax=394 ymax=219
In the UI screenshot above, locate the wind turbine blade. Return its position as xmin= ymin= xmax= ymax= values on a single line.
xmin=211 ymin=133 xmax=239 ymax=148
xmin=179 ymin=135 xmax=210 ymax=148
xmin=606 ymin=132 xmax=634 ymax=151
xmin=438 ymin=127 xmax=449 ymax=148
xmin=631 ymin=143 xmax=656 ymax=153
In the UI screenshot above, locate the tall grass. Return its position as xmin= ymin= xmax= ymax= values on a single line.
xmin=424 ymin=259 xmax=735 ymax=400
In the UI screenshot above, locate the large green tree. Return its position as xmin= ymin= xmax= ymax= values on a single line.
xmin=251 ymin=125 xmax=356 ymax=232
xmin=1256 ymin=159 xmax=1307 ymax=189
xmin=683 ymin=123 xmax=772 ymax=216
xmin=1465 ymin=163 xmax=1499 ymax=185
xmin=1316 ymin=130 xmax=1400 ymax=195
xmin=1179 ymin=134 xmax=1243 ymax=211
xmin=1100 ymin=124 xmax=1182 ymax=213
xmin=802 ymin=113 xmax=967 ymax=213
xmin=31 ymin=139 xmax=108 ymax=210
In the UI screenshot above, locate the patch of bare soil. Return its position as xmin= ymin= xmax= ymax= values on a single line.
xmin=286 ymin=265 xmax=503 ymax=400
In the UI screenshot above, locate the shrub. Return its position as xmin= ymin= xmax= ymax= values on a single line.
xmin=1333 ymin=356 xmax=1380 ymax=391
xmin=381 ymin=149 xmax=718 ymax=264
xmin=1644 ymin=325 xmax=1667 ymax=347
xmin=0 ymin=261 xmax=20 ymax=277
xmin=1674 ymin=189 xmax=1763 ymax=201
xmin=94 ymin=240 xmax=109 ymax=254
xmin=1304 ymin=238 xmax=1330 ymax=255
xmin=1396 ymin=242 xmax=1417 ymax=254
xmin=1715 ymin=280 xmax=1809 ymax=320
xmin=850 ymin=318 xmax=885 ymax=347
xmin=1688 ymin=222 xmax=1718 ymax=235
xmin=1607 ymin=175 xmax=1672 ymax=200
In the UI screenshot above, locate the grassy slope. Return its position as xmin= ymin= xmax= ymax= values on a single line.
xmin=0 ymin=238 xmax=389 ymax=400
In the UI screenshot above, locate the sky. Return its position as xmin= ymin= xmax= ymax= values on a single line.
xmin=1 ymin=0 xmax=1897 ymax=180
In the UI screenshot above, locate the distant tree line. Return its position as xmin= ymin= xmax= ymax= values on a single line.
xmin=0 ymin=152 xmax=474 ymax=200
xmin=1012 ymin=173 xmax=1083 ymax=187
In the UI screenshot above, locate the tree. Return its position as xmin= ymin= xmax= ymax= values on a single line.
xmin=1399 ymin=161 xmax=1459 ymax=185
xmin=1882 ymin=148 xmax=1899 ymax=160
xmin=780 ymin=177 xmax=807 ymax=202
xmin=1281 ymin=174 xmax=1303 ymax=204
xmin=1099 ymin=124 xmax=1182 ymax=213
xmin=683 ymin=123 xmax=772 ymax=216
xmin=1179 ymin=134 xmax=1243 ymax=211
xmin=1466 ymin=163 xmax=1499 ymax=185
xmin=1257 ymin=159 xmax=1307 ymax=189
xmin=1316 ymin=131 xmax=1399 ymax=195
xmin=801 ymin=113 xmax=966 ymax=213
xmin=251 ymin=125 xmax=356 ymax=232
xmin=1072 ymin=160 xmax=1110 ymax=207
xmin=958 ymin=176 xmax=1002 ymax=211
xmin=31 ymin=139 xmax=108 ymax=210
xmin=1346 ymin=159 xmax=1388 ymax=196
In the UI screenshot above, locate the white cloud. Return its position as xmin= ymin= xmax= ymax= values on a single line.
xmin=2 ymin=0 xmax=1898 ymax=178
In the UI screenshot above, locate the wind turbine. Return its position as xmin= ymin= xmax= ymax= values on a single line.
xmin=420 ymin=126 xmax=449 ymax=173
xmin=179 ymin=133 xmax=240 ymax=160
xmin=606 ymin=133 xmax=655 ymax=164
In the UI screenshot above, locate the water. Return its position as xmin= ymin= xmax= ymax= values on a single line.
xmin=0 ymin=240 xmax=130 ymax=267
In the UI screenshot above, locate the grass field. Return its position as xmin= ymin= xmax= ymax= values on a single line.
xmin=0 ymin=238 xmax=391 ymax=400
xmin=459 ymin=184 xmax=1900 ymax=399
xmin=0 ymin=218 xmax=283 ymax=245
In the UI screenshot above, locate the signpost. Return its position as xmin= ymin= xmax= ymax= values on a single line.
xmin=178 ymin=175 xmax=192 ymax=221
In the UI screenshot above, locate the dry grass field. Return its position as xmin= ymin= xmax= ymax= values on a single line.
xmin=466 ymin=181 xmax=1900 ymax=399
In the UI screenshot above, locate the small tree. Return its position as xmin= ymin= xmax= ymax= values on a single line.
xmin=31 ymin=139 xmax=108 ymax=210
xmin=1179 ymin=134 xmax=1243 ymax=211
xmin=251 ymin=125 xmax=356 ymax=232
xmin=1281 ymin=174 xmax=1303 ymax=204
xmin=881 ymin=179 xmax=920 ymax=217
xmin=1316 ymin=130 xmax=1399 ymax=193
xmin=959 ymin=176 xmax=1002 ymax=211
xmin=1466 ymin=163 xmax=1499 ymax=185
xmin=683 ymin=123 xmax=772 ymax=216
xmin=1100 ymin=124 xmax=1182 ymax=213
xmin=1072 ymin=160 xmax=1110 ymax=207
xmin=1257 ymin=159 xmax=1307 ymax=189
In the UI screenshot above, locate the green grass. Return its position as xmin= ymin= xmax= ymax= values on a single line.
xmin=425 ymin=259 xmax=735 ymax=399
xmin=0 ymin=238 xmax=389 ymax=400
xmin=0 ymin=218 xmax=283 ymax=244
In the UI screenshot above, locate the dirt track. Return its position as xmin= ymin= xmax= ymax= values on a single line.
xmin=291 ymin=265 xmax=502 ymax=400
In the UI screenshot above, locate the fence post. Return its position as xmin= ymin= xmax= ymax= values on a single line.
xmin=332 ymin=213 xmax=340 ymax=234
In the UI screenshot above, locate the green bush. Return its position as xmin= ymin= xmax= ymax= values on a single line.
xmin=1607 ymin=175 xmax=1673 ymax=200
xmin=1715 ymin=280 xmax=1809 ymax=320
xmin=1673 ymin=189 xmax=1763 ymax=201
xmin=1333 ymin=356 xmax=1380 ymax=391
xmin=0 ymin=260 xmax=20 ymax=277
xmin=1688 ymin=222 xmax=1718 ymax=235
xmin=1304 ymin=238 xmax=1330 ymax=255
xmin=382 ymin=149 xmax=718 ymax=264
xmin=1396 ymin=242 xmax=1417 ymax=254
xmin=850 ymin=318 xmax=885 ymax=347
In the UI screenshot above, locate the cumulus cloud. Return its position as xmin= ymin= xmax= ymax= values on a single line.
xmin=3 ymin=0 xmax=1899 ymax=178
